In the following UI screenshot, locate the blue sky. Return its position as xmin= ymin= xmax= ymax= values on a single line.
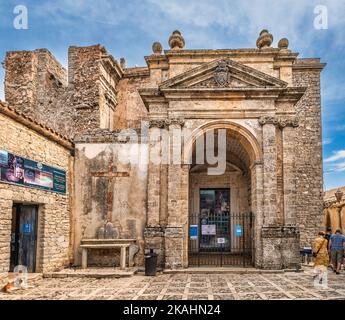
xmin=0 ymin=0 xmax=344 ymax=190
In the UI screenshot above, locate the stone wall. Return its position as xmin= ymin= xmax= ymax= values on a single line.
xmin=4 ymin=45 xmax=124 ymax=139
xmin=115 ymin=71 xmax=149 ymax=130
xmin=4 ymin=49 xmax=69 ymax=135
xmin=73 ymin=130 xmax=148 ymax=267
xmin=292 ymin=59 xmax=324 ymax=247
xmin=0 ymin=105 xmax=73 ymax=286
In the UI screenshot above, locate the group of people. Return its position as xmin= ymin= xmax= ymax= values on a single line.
xmin=313 ymin=229 xmax=345 ymax=284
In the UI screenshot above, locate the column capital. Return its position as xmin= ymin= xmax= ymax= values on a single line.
xmin=148 ymin=118 xmax=185 ymax=129
xmin=258 ymin=116 xmax=299 ymax=129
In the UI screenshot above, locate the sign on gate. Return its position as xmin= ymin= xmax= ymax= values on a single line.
xmin=236 ymin=225 xmax=242 ymax=237
xmin=217 ymin=238 xmax=226 ymax=244
xmin=202 ymin=225 xmax=216 ymax=235
xmin=190 ymin=225 xmax=198 ymax=239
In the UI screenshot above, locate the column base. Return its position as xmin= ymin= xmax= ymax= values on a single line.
xmin=144 ymin=225 xmax=165 ymax=268
xmin=164 ymin=226 xmax=184 ymax=269
xmin=260 ymin=226 xmax=300 ymax=269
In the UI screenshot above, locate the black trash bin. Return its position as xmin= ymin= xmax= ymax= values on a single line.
xmin=145 ymin=249 xmax=157 ymax=276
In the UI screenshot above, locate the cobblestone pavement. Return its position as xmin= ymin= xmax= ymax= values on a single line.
xmin=1 ymin=269 xmax=345 ymax=300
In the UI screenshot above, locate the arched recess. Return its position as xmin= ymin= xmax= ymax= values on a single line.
xmin=181 ymin=120 xmax=263 ymax=267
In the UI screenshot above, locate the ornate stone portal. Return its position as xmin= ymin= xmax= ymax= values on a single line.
xmin=2 ymin=30 xmax=325 ymax=271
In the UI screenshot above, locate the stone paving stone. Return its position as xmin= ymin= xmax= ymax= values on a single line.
xmin=187 ymin=295 xmax=209 ymax=300
xmin=255 ymin=287 xmax=279 ymax=293
xmin=212 ymin=287 xmax=232 ymax=294
xmin=189 ymin=287 xmax=208 ymax=294
xmin=238 ymin=293 xmax=263 ymax=300
xmin=137 ymin=295 xmax=159 ymax=300
xmin=143 ymin=287 xmax=164 ymax=295
xmin=163 ymin=295 xmax=183 ymax=300
xmin=213 ymin=294 xmax=235 ymax=300
xmin=263 ymin=292 xmax=291 ymax=300
xmin=233 ymin=286 xmax=253 ymax=293
xmin=190 ymin=282 xmax=208 ymax=287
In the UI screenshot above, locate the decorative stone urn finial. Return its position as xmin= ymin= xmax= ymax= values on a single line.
xmin=120 ymin=57 xmax=126 ymax=69
xmin=278 ymin=38 xmax=289 ymax=51
xmin=152 ymin=41 xmax=163 ymax=55
xmin=256 ymin=29 xmax=273 ymax=49
xmin=169 ymin=30 xmax=185 ymax=50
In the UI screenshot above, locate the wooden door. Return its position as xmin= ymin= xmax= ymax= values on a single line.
xmin=10 ymin=205 xmax=38 ymax=272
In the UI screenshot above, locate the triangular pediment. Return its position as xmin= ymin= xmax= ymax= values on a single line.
xmin=160 ymin=59 xmax=287 ymax=89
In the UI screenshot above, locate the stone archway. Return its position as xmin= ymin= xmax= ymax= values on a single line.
xmin=181 ymin=121 xmax=263 ymax=268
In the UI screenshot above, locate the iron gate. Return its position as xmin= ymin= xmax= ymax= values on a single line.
xmin=189 ymin=211 xmax=254 ymax=267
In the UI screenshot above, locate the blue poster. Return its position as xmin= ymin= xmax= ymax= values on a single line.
xmin=0 ymin=149 xmax=66 ymax=194
xmin=190 ymin=225 xmax=198 ymax=239
xmin=236 ymin=226 xmax=242 ymax=237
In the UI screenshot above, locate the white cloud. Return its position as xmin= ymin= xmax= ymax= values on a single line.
xmin=325 ymin=150 xmax=345 ymax=162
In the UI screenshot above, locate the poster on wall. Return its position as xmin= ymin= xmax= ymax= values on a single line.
xmin=0 ymin=149 xmax=66 ymax=194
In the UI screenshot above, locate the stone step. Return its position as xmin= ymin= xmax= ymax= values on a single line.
xmin=163 ymin=268 xmax=302 ymax=274
xmin=43 ymin=267 xmax=139 ymax=279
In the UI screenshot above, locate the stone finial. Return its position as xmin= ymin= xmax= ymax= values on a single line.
xmin=256 ymin=29 xmax=273 ymax=49
xmin=278 ymin=38 xmax=289 ymax=50
xmin=169 ymin=30 xmax=185 ymax=50
xmin=152 ymin=42 xmax=163 ymax=55
xmin=120 ymin=57 xmax=126 ymax=69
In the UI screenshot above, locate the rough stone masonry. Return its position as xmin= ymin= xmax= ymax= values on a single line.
xmin=0 ymin=29 xmax=326 ymax=275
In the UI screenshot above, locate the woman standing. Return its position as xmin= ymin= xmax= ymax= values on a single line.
xmin=313 ymin=232 xmax=329 ymax=284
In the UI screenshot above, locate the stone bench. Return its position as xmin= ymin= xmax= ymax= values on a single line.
xmin=80 ymin=239 xmax=137 ymax=270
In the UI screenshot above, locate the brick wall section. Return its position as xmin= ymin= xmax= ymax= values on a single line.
xmin=0 ymin=110 xmax=73 ymax=286
xmin=293 ymin=60 xmax=324 ymax=247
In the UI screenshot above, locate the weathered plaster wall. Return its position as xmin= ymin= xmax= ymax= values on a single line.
xmin=73 ymin=141 xmax=148 ymax=267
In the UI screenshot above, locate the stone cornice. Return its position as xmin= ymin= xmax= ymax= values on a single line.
xmin=259 ymin=115 xmax=299 ymax=129
xmin=145 ymin=55 xmax=169 ymax=70
xmin=292 ymin=58 xmax=326 ymax=71
xmin=100 ymin=53 xmax=123 ymax=82
xmin=123 ymin=67 xmax=150 ymax=78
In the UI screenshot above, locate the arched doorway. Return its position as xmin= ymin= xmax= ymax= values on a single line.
xmin=185 ymin=122 xmax=261 ymax=267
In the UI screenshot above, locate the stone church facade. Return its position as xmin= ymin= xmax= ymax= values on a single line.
xmin=0 ymin=30 xmax=325 ymax=278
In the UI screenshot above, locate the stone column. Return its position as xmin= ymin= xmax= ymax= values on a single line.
xmin=144 ymin=124 xmax=165 ymax=267
xmin=250 ymin=162 xmax=264 ymax=267
xmin=281 ymin=120 xmax=300 ymax=269
xmin=259 ymin=116 xmax=281 ymax=269
xmin=258 ymin=116 xmax=301 ymax=269
xmin=282 ymin=125 xmax=297 ymax=225
xmin=165 ymin=119 xmax=185 ymax=269
xmin=261 ymin=118 xmax=278 ymax=226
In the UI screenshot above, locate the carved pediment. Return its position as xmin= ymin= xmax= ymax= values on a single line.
xmin=160 ymin=59 xmax=288 ymax=89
